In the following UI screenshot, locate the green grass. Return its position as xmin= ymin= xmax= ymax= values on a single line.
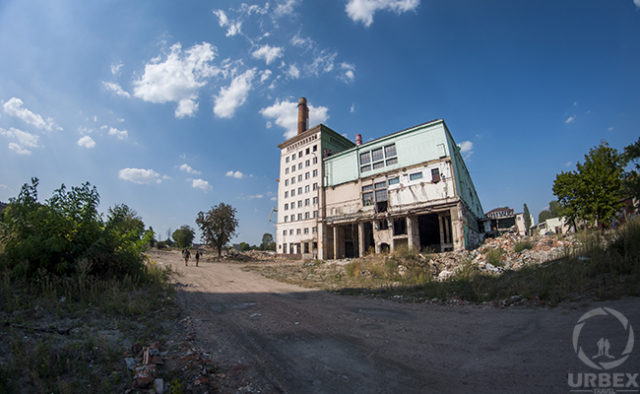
xmin=514 ymin=240 xmax=534 ymax=253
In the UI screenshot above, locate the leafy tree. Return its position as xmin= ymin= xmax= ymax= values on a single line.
xmin=553 ymin=142 xmax=624 ymax=230
xmin=172 ymin=225 xmax=195 ymax=248
xmin=234 ymin=242 xmax=251 ymax=251
xmin=622 ymin=137 xmax=640 ymax=203
xmin=196 ymin=203 xmax=238 ymax=257
xmin=523 ymin=204 xmax=532 ymax=235
xmin=260 ymin=233 xmax=275 ymax=251
xmin=538 ymin=200 xmax=562 ymax=223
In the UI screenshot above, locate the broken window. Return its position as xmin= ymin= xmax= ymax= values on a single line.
xmin=431 ymin=168 xmax=440 ymax=183
xmin=393 ymin=218 xmax=407 ymax=235
xmin=362 ymin=192 xmax=374 ymax=206
xmin=378 ymin=220 xmax=389 ymax=230
xmin=374 ymin=181 xmax=388 ymax=212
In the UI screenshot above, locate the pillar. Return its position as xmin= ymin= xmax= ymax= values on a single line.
xmin=407 ymin=216 xmax=418 ymax=251
xmin=358 ymin=222 xmax=365 ymax=257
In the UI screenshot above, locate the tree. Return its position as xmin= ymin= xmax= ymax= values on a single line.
xmin=553 ymin=142 xmax=624 ymax=230
xmin=196 ymin=203 xmax=238 ymax=257
xmin=260 ymin=233 xmax=275 ymax=251
xmin=172 ymin=225 xmax=195 ymax=248
xmin=538 ymin=201 xmax=562 ymax=223
xmin=622 ymin=137 xmax=640 ymax=203
xmin=523 ymin=204 xmax=532 ymax=235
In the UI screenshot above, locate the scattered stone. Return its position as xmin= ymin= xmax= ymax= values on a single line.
xmin=124 ymin=357 xmax=136 ymax=371
xmin=154 ymin=378 xmax=165 ymax=394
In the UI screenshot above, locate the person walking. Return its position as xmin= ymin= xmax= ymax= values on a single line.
xmin=195 ymin=250 xmax=201 ymax=267
xmin=184 ymin=249 xmax=191 ymax=266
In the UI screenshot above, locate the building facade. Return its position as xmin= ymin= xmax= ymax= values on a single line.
xmin=276 ymin=98 xmax=484 ymax=259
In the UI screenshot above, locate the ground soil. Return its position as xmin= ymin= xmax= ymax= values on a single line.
xmin=151 ymin=249 xmax=640 ymax=393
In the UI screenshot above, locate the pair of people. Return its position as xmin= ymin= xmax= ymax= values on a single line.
xmin=182 ymin=249 xmax=201 ymax=267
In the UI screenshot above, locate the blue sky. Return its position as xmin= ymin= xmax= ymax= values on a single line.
xmin=1 ymin=0 xmax=639 ymax=244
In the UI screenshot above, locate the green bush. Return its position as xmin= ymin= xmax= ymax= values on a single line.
xmin=514 ymin=240 xmax=534 ymax=253
xmin=486 ymin=248 xmax=504 ymax=267
xmin=0 ymin=178 xmax=152 ymax=281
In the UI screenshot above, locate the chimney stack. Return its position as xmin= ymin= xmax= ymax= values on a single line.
xmin=356 ymin=134 xmax=362 ymax=146
xmin=297 ymin=97 xmax=308 ymax=135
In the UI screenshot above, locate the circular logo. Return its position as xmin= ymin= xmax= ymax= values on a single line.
xmin=572 ymin=307 xmax=634 ymax=370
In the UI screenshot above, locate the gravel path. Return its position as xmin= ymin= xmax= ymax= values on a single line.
xmin=150 ymin=250 xmax=640 ymax=393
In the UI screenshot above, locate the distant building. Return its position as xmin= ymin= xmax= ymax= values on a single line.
xmin=485 ymin=207 xmax=516 ymax=234
xmin=276 ymin=98 xmax=485 ymax=259
xmin=535 ymin=217 xmax=572 ymax=235
xmin=515 ymin=212 xmax=535 ymax=236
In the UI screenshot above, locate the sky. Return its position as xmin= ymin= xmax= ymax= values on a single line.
xmin=1 ymin=0 xmax=639 ymax=245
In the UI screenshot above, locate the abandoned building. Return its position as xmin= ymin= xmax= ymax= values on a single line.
xmin=276 ymin=97 xmax=485 ymax=259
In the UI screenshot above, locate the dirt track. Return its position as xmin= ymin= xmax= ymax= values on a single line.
xmin=150 ymin=250 xmax=640 ymax=393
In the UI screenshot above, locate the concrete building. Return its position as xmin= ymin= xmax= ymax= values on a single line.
xmin=276 ymin=98 xmax=484 ymax=259
xmin=515 ymin=212 xmax=535 ymax=236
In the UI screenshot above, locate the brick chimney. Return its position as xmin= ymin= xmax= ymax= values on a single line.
xmin=356 ymin=134 xmax=362 ymax=146
xmin=297 ymin=97 xmax=308 ymax=135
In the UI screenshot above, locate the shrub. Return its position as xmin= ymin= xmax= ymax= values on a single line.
xmin=514 ymin=240 xmax=534 ymax=253
xmin=485 ymin=248 xmax=504 ymax=267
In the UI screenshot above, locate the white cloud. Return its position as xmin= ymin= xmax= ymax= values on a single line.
xmin=635 ymin=0 xmax=640 ymax=8
xmin=565 ymin=115 xmax=576 ymax=124
xmin=247 ymin=194 xmax=264 ymax=199
xmin=111 ymin=62 xmax=124 ymax=76
xmin=339 ymin=62 xmax=356 ymax=82
xmin=260 ymin=99 xmax=329 ymax=138
xmin=179 ymin=163 xmax=201 ymax=175
xmin=251 ymin=45 xmax=284 ymax=65
xmin=102 ymin=81 xmax=131 ymax=98
xmin=565 ymin=161 xmax=573 ymax=167
xmin=274 ymin=0 xmax=298 ymax=16
xmin=307 ymin=51 xmax=337 ymax=76
xmin=213 ymin=69 xmax=256 ymax=118
xmin=225 ymin=170 xmax=244 ymax=179
xmin=270 ymin=196 xmax=277 ymax=201
xmin=346 ymin=0 xmax=420 ymax=27
xmin=108 ymin=127 xmax=128 ymax=140
xmin=458 ymin=140 xmax=473 ymax=158
xmin=77 ymin=135 xmax=96 ymax=149
xmin=1 ymin=127 xmax=39 ymax=155
xmin=608 ymin=126 xmax=614 ymax=132
xmin=192 ymin=178 xmax=212 ymax=191
xmin=8 ymin=142 xmax=31 ymax=155
xmin=260 ymin=69 xmax=272 ymax=83
xmin=3 ymin=97 xmax=61 ymax=131
xmin=286 ymin=64 xmax=300 ymax=79
xmin=291 ymin=33 xmax=313 ymax=49
xmin=133 ymin=42 xmax=217 ymax=118
xmin=118 ymin=168 xmax=163 ymax=184
xmin=350 ymin=103 xmax=356 ymax=113
xmin=213 ymin=9 xmax=242 ymax=36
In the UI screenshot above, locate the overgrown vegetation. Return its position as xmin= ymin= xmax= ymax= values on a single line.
xmin=248 ymin=217 xmax=640 ymax=306
xmin=514 ymin=240 xmax=534 ymax=253
xmin=0 ymin=178 xmax=177 ymax=393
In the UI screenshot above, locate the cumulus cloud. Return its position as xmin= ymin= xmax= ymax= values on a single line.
xmin=108 ymin=127 xmax=128 ymax=140
xmin=213 ymin=69 xmax=256 ymax=118
xmin=0 ymin=127 xmax=39 ymax=155
xmin=2 ymin=97 xmax=61 ymax=131
xmin=346 ymin=0 xmax=420 ymax=27
xmin=118 ymin=168 xmax=163 ymax=184
xmin=102 ymin=81 xmax=131 ymax=98
xmin=458 ymin=140 xmax=473 ymax=158
xmin=225 ymin=170 xmax=244 ymax=179
xmin=286 ymin=64 xmax=300 ymax=79
xmin=260 ymin=99 xmax=329 ymax=138
xmin=180 ymin=163 xmax=201 ymax=175
xmin=192 ymin=178 xmax=212 ymax=191
xmin=339 ymin=62 xmax=356 ymax=82
xmin=565 ymin=115 xmax=576 ymax=124
xmin=133 ymin=42 xmax=217 ymax=118
xmin=77 ymin=135 xmax=96 ymax=149
xmin=251 ymin=44 xmax=284 ymax=65
xmin=213 ymin=9 xmax=242 ymax=36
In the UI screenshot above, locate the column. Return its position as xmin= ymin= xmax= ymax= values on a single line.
xmin=407 ymin=216 xmax=417 ymax=250
xmin=358 ymin=222 xmax=365 ymax=257
xmin=333 ymin=225 xmax=339 ymax=260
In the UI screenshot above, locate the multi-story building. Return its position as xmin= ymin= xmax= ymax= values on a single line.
xmin=276 ymin=98 xmax=484 ymax=259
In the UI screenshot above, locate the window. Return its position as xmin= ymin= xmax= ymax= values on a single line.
xmin=313 ymin=144 xmax=317 ymax=152
xmin=298 ymin=187 xmax=302 ymax=194
xmin=386 ymin=157 xmax=398 ymax=166
xmin=289 ymin=229 xmax=293 ymax=235
xmin=313 ymin=196 xmax=318 ymax=205
xmin=305 ymin=212 xmax=310 ymax=219
xmin=362 ymin=184 xmax=373 ymax=192
xmin=283 ymin=230 xmax=286 ymax=236
xmin=286 ymin=156 xmax=290 ymax=163
xmin=285 ymin=179 xmax=289 ymax=186
xmin=378 ymin=219 xmax=389 ymax=230
xmin=313 ymin=183 xmax=318 ymax=190
xmin=298 ymin=200 xmax=302 ymax=208
xmin=313 ymin=211 xmax=318 ymax=218
xmin=291 ymin=165 xmax=295 ymax=172
xmin=291 ymin=189 xmax=296 ymax=196
xmin=305 ymin=198 xmax=310 ymax=206
xmin=306 ymin=148 xmax=310 ymax=155
xmin=375 ymin=189 xmax=388 ymax=202
xmin=296 ymin=228 xmax=301 ymax=235
xmin=409 ymin=172 xmax=423 ymax=181
xmin=297 ymin=213 xmax=302 ymax=221
xmin=284 ymin=203 xmax=288 ymax=210
xmin=285 ymin=168 xmax=289 ymax=174
xmin=431 ymin=168 xmax=441 ymax=183
xmin=360 ymin=143 xmax=397 ymax=173
xmin=290 ymin=214 xmax=295 ymax=221
xmin=284 ymin=191 xmax=288 ymax=198
xmin=374 ymin=181 xmax=388 ymax=212
xmin=393 ymin=218 xmax=407 ymax=235
xmin=305 ymin=172 xmax=310 ymax=180
xmin=312 ymin=169 xmax=318 ymax=177
xmin=312 ymin=226 xmax=317 ymax=233
xmin=298 ymin=175 xmax=302 ymax=182
xmin=373 ymin=161 xmax=384 ymax=170
xmin=305 ymin=185 xmax=310 ymax=193
xmin=305 ymin=160 xmax=310 ymax=167
xmin=372 ymin=148 xmax=383 ymax=162
xmin=388 ymin=177 xmax=399 ymax=185
xmin=292 ymin=153 xmax=296 ymax=159
xmin=360 ymin=152 xmax=371 ymax=172
xmin=304 ymin=227 xmax=309 ymax=234
xmin=384 ymin=144 xmax=397 ymax=158
xmin=313 ymin=157 xmax=317 ymax=164
xmin=284 ymin=216 xmax=288 ymax=222
xmin=374 ymin=181 xmax=386 ymax=189
xmin=291 ymin=177 xmax=295 ymax=184
xmin=298 ymin=163 xmax=302 ymax=170
xmin=362 ymin=192 xmax=374 ymax=206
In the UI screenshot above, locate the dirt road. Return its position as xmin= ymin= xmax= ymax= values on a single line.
xmin=150 ymin=250 xmax=640 ymax=393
